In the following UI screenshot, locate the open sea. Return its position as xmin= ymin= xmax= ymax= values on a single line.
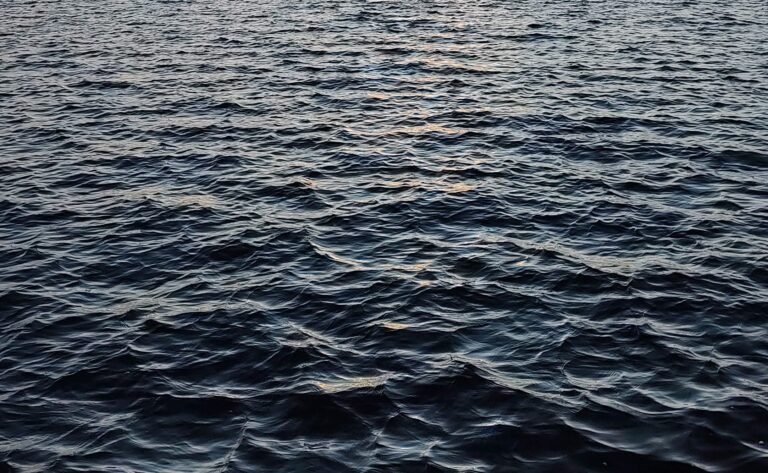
xmin=1 ymin=1 xmax=768 ymax=472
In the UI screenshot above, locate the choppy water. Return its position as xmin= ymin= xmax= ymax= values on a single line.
xmin=2 ymin=0 xmax=768 ymax=471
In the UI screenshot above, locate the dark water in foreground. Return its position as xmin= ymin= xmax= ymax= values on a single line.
xmin=2 ymin=0 xmax=768 ymax=471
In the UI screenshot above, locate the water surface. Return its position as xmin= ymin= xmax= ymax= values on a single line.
xmin=2 ymin=1 xmax=768 ymax=472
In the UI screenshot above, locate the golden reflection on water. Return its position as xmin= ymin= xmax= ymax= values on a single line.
xmin=395 ymin=262 xmax=429 ymax=272
xmin=315 ymin=375 xmax=388 ymax=394
xmin=295 ymin=177 xmax=318 ymax=189
xmin=366 ymin=91 xmax=389 ymax=100
xmin=381 ymin=321 xmax=410 ymax=330
xmin=382 ymin=180 xmax=414 ymax=188
xmin=444 ymin=182 xmax=475 ymax=193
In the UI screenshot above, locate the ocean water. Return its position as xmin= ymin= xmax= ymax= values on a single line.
xmin=1 ymin=1 xmax=768 ymax=472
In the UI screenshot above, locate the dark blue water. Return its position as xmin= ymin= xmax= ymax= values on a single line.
xmin=2 ymin=1 xmax=768 ymax=472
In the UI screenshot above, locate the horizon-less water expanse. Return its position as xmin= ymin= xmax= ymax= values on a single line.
xmin=1 ymin=1 xmax=768 ymax=472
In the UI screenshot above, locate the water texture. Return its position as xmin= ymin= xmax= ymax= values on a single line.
xmin=2 ymin=0 xmax=768 ymax=471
